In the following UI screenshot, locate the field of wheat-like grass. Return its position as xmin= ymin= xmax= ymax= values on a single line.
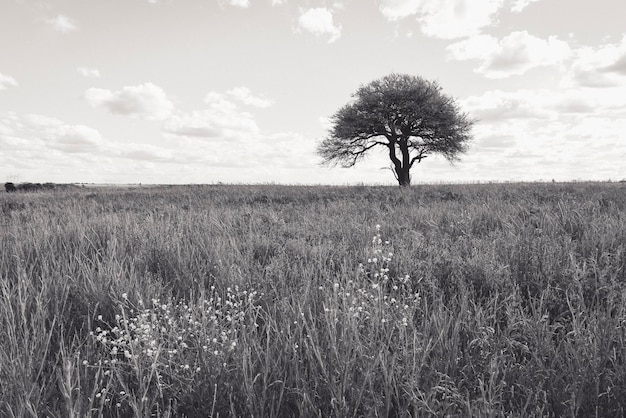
xmin=1 ymin=182 xmax=625 ymax=417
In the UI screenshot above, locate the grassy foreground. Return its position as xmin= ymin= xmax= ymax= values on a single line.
xmin=1 ymin=182 xmax=625 ymax=417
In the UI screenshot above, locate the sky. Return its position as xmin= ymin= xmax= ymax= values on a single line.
xmin=1 ymin=0 xmax=625 ymax=185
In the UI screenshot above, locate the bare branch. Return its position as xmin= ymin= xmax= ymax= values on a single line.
xmin=408 ymin=153 xmax=427 ymax=168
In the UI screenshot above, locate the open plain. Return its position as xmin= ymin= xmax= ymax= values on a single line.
xmin=1 ymin=182 xmax=625 ymax=417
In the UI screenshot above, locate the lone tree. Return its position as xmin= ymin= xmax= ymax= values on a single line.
xmin=318 ymin=73 xmax=474 ymax=186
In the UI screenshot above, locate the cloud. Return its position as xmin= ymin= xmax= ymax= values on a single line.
xmin=77 ymin=67 xmax=101 ymax=79
xmin=164 ymin=110 xmax=254 ymax=138
xmin=163 ymin=92 xmax=259 ymax=138
xmin=85 ymin=83 xmax=174 ymax=120
xmin=250 ymin=132 xmax=319 ymax=169
xmin=50 ymin=125 xmax=104 ymax=153
xmin=510 ymin=0 xmax=540 ymax=12
xmin=0 ymin=111 xmax=187 ymax=182
xmin=204 ymin=91 xmax=238 ymax=110
xmin=447 ymin=31 xmax=571 ymax=78
xmin=458 ymin=85 xmax=626 ymax=181
xmin=0 ymin=73 xmax=18 ymax=90
xmin=0 ymin=109 xmax=323 ymax=184
xmin=272 ymin=0 xmax=287 ymax=5
xmin=474 ymin=134 xmax=517 ymax=152
xmin=0 ymin=113 xmax=104 ymax=154
xmin=25 ymin=115 xmax=104 ymax=154
xmin=567 ymin=35 xmax=626 ymax=87
xmin=219 ymin=0 xmax=250 ymax=8
xmin=452 ymin=34 xmax=626 ymax=87
xmin=379 ymin=0 xmax=504 ymax=39
xmin=114 ymin=143 xmax=174 ymax=162
xmin=47 ymin=14 xmax=78 ymax=33
xmin=161 ymin=88 xmax=320 ymax=177
xmin=227 ymin=87 xmax=274 ymax=108
xmin=461 ymin=87 xmax=626 ymax=124
xmin=379 ymin=0 xmax=419 ymax=20
xmin=297 ymin=7 xmax=342 ymax=43
xmin=462 ymin=89 xmax=552 ymax=122
xmin=605 ymin=54 xmax=626 ymax=75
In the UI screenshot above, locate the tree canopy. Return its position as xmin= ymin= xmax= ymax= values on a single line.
xmin=318 ymin=73 xmax=474 ymax=186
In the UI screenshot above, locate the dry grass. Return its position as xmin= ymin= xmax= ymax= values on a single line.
xmin=1 ymin=182 xmax=625 ymax=417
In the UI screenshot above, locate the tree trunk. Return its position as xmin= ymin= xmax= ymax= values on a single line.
xmin=396 ymin=166 xmax=411 ymax=187
xmin=397 ymin=138 xmax=411 ymax=187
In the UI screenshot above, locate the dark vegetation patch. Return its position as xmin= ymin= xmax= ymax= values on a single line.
xmin=4 ymin=182 xmax=78 ymax=193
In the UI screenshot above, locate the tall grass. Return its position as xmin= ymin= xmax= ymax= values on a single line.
xmin=1 ymin=182 xmax=625 ymax=416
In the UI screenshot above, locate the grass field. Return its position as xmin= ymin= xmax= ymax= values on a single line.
xmin=1 ymin=182 xmax=625 ymax=417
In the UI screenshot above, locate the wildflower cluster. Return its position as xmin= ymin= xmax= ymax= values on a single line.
xmin=85 ymin=285 xmax=260 ymax=411
xmin=322 ymin=225 xmax=420 ymax=331
xmin=360 ymin=224 xmax=412 ymax=287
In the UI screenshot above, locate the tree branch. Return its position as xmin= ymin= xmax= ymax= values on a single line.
xmin=350 ymin=141 xmax=387 ymax=157
xmin=387 ymin=140 xmax=401 ymax=169
xmin=408 ymin=153 xmax=427 ymax=168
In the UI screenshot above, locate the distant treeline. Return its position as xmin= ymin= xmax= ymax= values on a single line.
xmin=4 ymin=182 xmax=76 ymax=193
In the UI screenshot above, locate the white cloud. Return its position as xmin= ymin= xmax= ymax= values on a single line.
xmin=77 ymin=67 xmax=101 ymax=79
xmin=47 ymin=14 xmax=78 ymax=33
xmin=114 ymin=143 xmax=174 ymax=162
xmin=164 ymin=109 xmax=256 ymax=138
xmin=447 ymin=31 xmax=571 ymax=78
xmin=459 ymin=86 xmax=626 ymax=181
xmin=220 ymin=0 xmax=250 ymax=8
xmin=567 ymin=35 xmax=626 ymax=88
xmin=252 ymin=132 xmax=319 ymax=168
xmin=50 ymin=125 xmax=104 ymax=153
xmin=26 ymin=115 xmax=104 ymax=154
xmin=379 ymin=0 xmax=420 ymax=20
xmin=159 ymin=88 xmax=321 ymax=179
xmin=0 ymin=113 xmax=104 ymax=154
xmin=0 ymin=111 xmax=190 ymax=182
xmin=85 ymin=83 xmax=174 ymax=120
xmin=227 ymin=87 xmax=274 ymax=108
xmin=379 ymin=0 xmax=504 ymax=39
xmin=204 ymin=91 xmax=238 ymax=110
xmin=1 ymin=110 xmax=321 ymax=184
xmin=451 ymin=33 xmax=626 ymax=86
xmin=462 ymin=86 xmax=626 ymax=124
xmin=161 ymin=88 xmax=319 ymax=177
xmin=607 ymin=54 xmax=626 ymax=75
xmin=510 ymin=0 xmax=540 ymax=12
xmin=0 ymin=73 xmax=18 ymax=90
xmin=472 ymin=133 xmax=517 ymax=152
xmin=298 ymin=8 xmax=342 ymax=43
xmin=272 ymin=0 xmax=287 ymax=4
xmin=462 ymin=89 xmax=552 ymax=121
xmin=164 ymin=92 xmax=259 ymax=138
